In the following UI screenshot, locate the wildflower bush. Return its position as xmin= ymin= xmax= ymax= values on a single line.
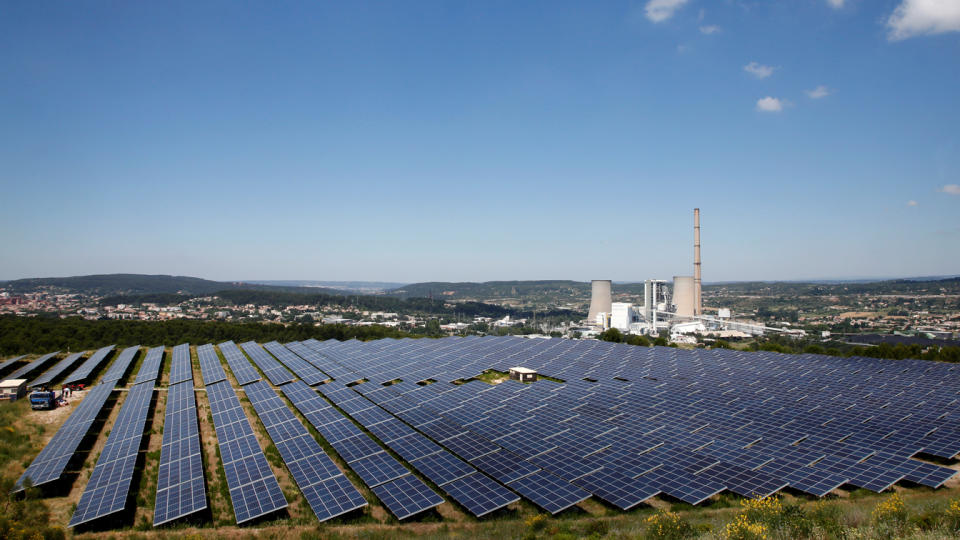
xmin=723 ymin=514 xmax=768 ymax=540
xmin=871 ymin=493 xmax=909 ymax=538
xmin=641 ymin=510 xmax=696 ymax=540
xmin=945 ymin=498 xmax=960 ymax=532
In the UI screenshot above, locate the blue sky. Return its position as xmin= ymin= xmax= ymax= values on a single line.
xmin=1 ymin=0 xmax=958 ymax=283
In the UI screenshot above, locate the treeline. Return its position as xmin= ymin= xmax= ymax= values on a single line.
xmin=99 ymin=289 xmax=584 ymax=320
xmin=0 ymin=316 xmax=415 ymax=356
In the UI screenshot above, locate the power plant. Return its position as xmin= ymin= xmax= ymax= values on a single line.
xmin=585 ymin=208 xmax=806 ymax=341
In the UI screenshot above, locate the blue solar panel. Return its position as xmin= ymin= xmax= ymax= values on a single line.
xmin=241 ymin=380 xmax=366 ymax=522
xmin=263 ymin=341 xmax=327 ymax=386
xmin=154 ymin=380 xmax=207 ymax=526
xmin=100 ymin=346 xmax=140 ymax=383
xmin=239 ymin=342 xmax=295 ymax=385
xmin=205 ymin=380 xmax=287 ymax=524
xmin=134 ymin=346 xmax=165 ymax=385
xmin=217 ymin=341 xmax=262 ymax=386
xmin=29 ymin=352 xmax=86 ymax=389
xmin=9 ymin=351 xmax=60 ymax=380
xmin=14 ymin=382 xmax=117 ymax=491
xmin=196 ymin=344 xmax=227 ymax=385
xmin=506 ymin=471 xmax=591 ymax=514
xmin=0 ymin=355 xmax=26 ymax=372
xmin=370 ymin=475 xmax=445 ymax=520
xmin=441 ymin=473 xmax=520 ymax=517
xmin=63 ymin=345 xmax=116 ymax=385
xmin=167 ymin=343 xmax=193 ymax=386
xmin=69 ymin=381 xmax=155 ymax=527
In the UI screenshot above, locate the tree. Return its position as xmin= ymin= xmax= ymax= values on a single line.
xmin=626 ymin=335 xmax=650 ymax=347
xmin=599 ymin=328 xmax=623 ymax=343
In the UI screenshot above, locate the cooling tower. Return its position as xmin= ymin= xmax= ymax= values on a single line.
xmin=673 ymin=276 xmax=695 ymax=318
xmin=587 ymin=280 xmax=612 ymax=324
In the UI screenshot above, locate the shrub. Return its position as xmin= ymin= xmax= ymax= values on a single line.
xmin=871 ymin=493 xmax=909 ymax=538
xmin=526 ymin=514 xmax=549 ymax=532
xmin=722 ymin=514 xmax=767 ymax=540
xmin=945 ymin=498 xmax=960 ymax=532
xmin=641 ymin=510 xmax=695 ymax=540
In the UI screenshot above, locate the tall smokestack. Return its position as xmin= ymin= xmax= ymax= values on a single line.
xmin=694 ymin=208 xmax=702 ymax=316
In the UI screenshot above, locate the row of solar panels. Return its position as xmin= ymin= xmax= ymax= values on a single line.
xmin=16 ymin=341 xmax=526 ymax=528
xmin=1 ymin=345 xmax=119 ymax=391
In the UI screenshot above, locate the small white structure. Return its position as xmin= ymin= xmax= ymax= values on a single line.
xmin=509 ymin=367 xmax=538 ymax=383
xmin=718 ymin=308 xmax=731 ymax=319
xmin=611 ymin=303 xmax=634 ymax=331
xmin=0 ymin=379 xmax=28 ymax=402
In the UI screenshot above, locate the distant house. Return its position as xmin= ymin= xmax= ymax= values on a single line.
xmin=0 ymin=379 xmax=28 ymax=402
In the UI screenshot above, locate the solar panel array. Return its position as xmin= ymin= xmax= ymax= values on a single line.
xmin=64 ymin=345 xmax=116 ymax=385
xmin=305 ymin=381 xmax=520 ymax=517
xmin=280 ymin=381 xmax=447 ymax=519
xmin=242 ymin=381 xmax=367 ymax=521
xmin=168 ymin=344 xmax=192 ymax=386
xmin=154 ymin=378 xmax=207 ymax=526
xmin=292 ymin=336 xmax=960 ymax=510
xmin=205 ymin=380 xmax=287 ymax=523
xmin=69 ymin=381 xmax=155 ymax=526
xmin=30 ymin=352 xmax=86 ymax=388
xmin=239 ymin=341 xmax=295 ymax=385
xmin=0 ymin=355 xmax=27 ymax=372
xmin=14 ymin=382 xmax=117 ymax=491
xmin=9 ymin=351 xmax=61 ymax=380
xmin=197 ymin=344 xmax=227 ymax=385
xmin=100 ymin=346 xmax=140 ymax=383
xmin=262 ymin=341 xmax=327 ymax=385
xmin=217 ymin=341 xmax=260 ymax=385
xmin=134 ymin=346 xmax=165 ymax=385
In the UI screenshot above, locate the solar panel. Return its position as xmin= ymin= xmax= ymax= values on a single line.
xmin=204 ymin=380 xmax=287 ymax=523
xmin=505 ymin=471 xmax=591 ymax=514
xmin=134 ymin=346 xmax=165 ymax=385
xmin=441 ymin=473 xmax=520 ymax=517
xmin=29 ymin=352 xmax=86 ymax=389
xmin=470 ymin=450 xmax=540 ymax=485
xmin=349 ymin=452 xmax=410 ymax=487
xmin=153 ymin=380 xmax=207 ymax=526
xmin=262 ymin=341 xmax=327 ymax=385
xmin=8 ymin=351 xmax=60 ymax=380
xmin=14 ymin=382 xmax=117 ymax=491
xmin=572 ymin=468 xmax=660 ymax=510
xmin=240 ymin=381 xmax=367 ymax=522
xmin=217 ymin=341 xmax=261 ymax=386
xmin=63 ymin=345 xmax=115 ymax=385
xmin=239 ymin=342 xmax=295 ymax=386
xmin=371 ymin=474 xmax=445 ymax=520
xmin=0 ymin=355 xmax=27 ymax=372
xmin=167 ymin=343 xmax=192 ymax=386
xmin=69 ymin=381 xmax=155 ymax=527
xmin=196 ymin=344 xmax=227 ymax=385
xmin=100 ymin=346 xmax=140 ymax=383
xmin=408 ymin=451 xmax=474 ymax=486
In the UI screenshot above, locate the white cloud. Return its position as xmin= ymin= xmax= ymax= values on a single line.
xmin=699 ymin=25 xmax=721 ymax=34
xmin=888 ymin=0 xmax=960 ymax=41
xmin=698 ymin=8 xmax=706 ymax=22
xmin=756 ymin=97 xmax=785 ymax=112
xmin=907 ymin=200 xmax=919 ymax=206
xmin=940 ymin=184 xmax=960 ymax=195
xmin=645 ymin=0 xmax=689 ymax=23
xmin=744 ymin=62 xmax=775 ymax=79
xmin=827 ymin=0 xmax=845 ymax=9
xmin=806 ymin=85 xmax=832 ymax=99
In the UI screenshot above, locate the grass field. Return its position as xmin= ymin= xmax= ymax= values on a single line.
xmin=1 ymin=347 xmax=959 ymax=540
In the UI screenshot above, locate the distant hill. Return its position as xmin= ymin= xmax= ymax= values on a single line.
xmin=247 ymin=280 xmax=407 ymax=293
xmin=388 ymin=280 xmax=592 ymax=300
xmin=0 ymin=274 xmax=344 ymax=296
